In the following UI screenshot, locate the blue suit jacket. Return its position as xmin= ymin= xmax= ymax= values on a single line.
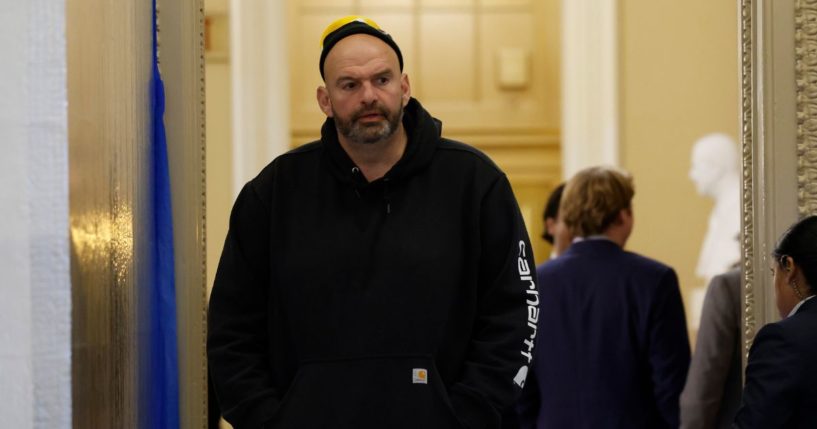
xmin=734 ymin=297 xmax=817 ymax=428
xmin=518 ymin=239 xmax=690 ymax=429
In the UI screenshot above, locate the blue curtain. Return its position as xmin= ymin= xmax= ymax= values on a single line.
xmin=148 ymin=0 xmax=180 ymax=427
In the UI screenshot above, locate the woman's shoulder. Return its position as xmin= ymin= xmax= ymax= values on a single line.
xmin=755 ymin=307 xmax=817 ymax=355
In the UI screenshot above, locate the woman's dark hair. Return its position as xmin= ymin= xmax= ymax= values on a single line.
xmin=773 ymin=215 xmax=817 ymax=293
xmin=542 ymin=183 xmax=566 ymax=243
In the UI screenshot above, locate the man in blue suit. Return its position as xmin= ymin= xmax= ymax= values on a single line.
xmin=518 ymin=166 xmax=691 ymax=429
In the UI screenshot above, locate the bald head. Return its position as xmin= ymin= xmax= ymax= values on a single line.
xmin=322 ymin=34 xmax=403 ymax=85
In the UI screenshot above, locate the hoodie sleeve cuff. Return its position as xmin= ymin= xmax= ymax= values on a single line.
xmin=224 ymin=396 xmax=278 ymax=429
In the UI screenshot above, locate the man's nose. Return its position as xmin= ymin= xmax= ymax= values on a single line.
xmin=360 ymin=81 xmax=377 ymax=104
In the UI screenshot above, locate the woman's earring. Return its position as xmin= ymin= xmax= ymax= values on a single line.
xmin=791 ymin=280 xmax=805 ymax=300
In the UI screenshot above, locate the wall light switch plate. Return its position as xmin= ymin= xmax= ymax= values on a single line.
xmin=497 ymin=47 xmax=529 ymax=90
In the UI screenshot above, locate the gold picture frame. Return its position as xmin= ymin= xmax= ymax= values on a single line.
xmin=740 ymin=0 xmax=817 ymax=368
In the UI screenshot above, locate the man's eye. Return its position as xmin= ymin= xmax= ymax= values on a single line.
xmin=377 ymin=77 xmax=389 ymax=85
xmin=342 ymin=82 xmax=357 ymax=90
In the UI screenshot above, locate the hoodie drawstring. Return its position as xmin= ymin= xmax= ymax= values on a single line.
xmin=383 ymin=178 xmax=391 ymax=215
xmin=351 ymin=167 xmax=362 ymax=198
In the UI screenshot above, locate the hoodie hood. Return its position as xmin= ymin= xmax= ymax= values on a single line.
xmin=321 ymin=97 xmax=442 ymax=187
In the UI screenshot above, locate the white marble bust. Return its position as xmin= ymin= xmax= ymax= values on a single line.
xmin=689 ymin=133 xmax=741 ymax=283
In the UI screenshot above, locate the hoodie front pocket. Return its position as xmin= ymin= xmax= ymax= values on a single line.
xmin=268 ymin=355 xmax=463 ymax=429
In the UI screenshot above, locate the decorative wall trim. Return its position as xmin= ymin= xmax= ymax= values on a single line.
xmin=795 ymin=0 xmax=817 ymax=216
xmin=196 ymin=0 xmax=208 ymax=425
xmin=740 ymin=0 xmax=757 ymax=367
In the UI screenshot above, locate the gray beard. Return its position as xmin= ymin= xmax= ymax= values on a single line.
xmin=335 ymin=103 xmax=403 ymax=145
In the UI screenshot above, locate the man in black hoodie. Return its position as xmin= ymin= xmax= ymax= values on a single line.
xmin=207 ymin=15 xmax=538 ymax=429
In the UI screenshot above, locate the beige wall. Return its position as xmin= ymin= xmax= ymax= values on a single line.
xmin=204 ymin=3 xmax=234 ymax=425
xmin=205 ymin=61 xmax=232 ymax=293
xmin=205 ymin=0 xmax=232 ymax=291
xmin=619 ymin=0 xmax=739 ymax=335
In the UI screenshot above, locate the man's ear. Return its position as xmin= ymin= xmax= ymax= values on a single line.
xmin=316 ymin=86 xmax=333 ymax=117
xmin=401 ymin=73 xmax=411 ymax=107
xmin=613 ymin=208 xmax=630 ymax=225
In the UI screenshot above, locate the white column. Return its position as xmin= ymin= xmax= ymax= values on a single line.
xmin=561 ymin=0 xmax=619 ymax=178
xmin=0 ymin=0 xmax=71 ymax=427
xmin=230 ymin=0 xmax=291 ymax=195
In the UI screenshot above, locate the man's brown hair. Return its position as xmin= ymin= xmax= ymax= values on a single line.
xmin=560 ymin=166 xmax=635 ymax=237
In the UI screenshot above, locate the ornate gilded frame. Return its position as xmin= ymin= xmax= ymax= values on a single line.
xmin=741 ymin=0 xmax=817 ymax=366
xmin=740 ymin=0 xmax=756 ymax=367
xmin=795 ymin=0 xmax=817 ymax=215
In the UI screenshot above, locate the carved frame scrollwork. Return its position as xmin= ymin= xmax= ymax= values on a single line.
xmin=795 ymin=0 xmax=817 ymax=217
xmin=740 ymin=0 xmax=757 ymax=366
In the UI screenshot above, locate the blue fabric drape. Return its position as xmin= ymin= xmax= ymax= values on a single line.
xmin=148 ymin=0 xmax=180 ymax=427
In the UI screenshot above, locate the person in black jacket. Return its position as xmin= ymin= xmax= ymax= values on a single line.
xmin=734 ymin=215 xmax=817 ymax=428
xmin=540 ymin=183 xmax=570 ymax=259
xmin=207 ymin=15 xmax=538 ymax=429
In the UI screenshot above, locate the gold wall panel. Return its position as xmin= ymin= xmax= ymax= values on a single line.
xmin=481 ymin=0 xmax=532 ymax=7
xmin=419 ymin=13 xmax=477 ymax=102
xmin=422 ymin=0 xmax=476 ymax=8
xmin=300 ymin=0 xmax=355 ymax=8
xmin=479 ymin=13 xmax=534 ymax=97
xmin=361 ymin=0 xmax=415 ymax=7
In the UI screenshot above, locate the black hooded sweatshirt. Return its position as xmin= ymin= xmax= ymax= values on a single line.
xmin=208 ymin=98 xmax=539 ymax=429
